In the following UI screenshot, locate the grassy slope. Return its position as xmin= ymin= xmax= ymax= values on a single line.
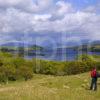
xmin=0 ymin=73 xmax=100 ymax=100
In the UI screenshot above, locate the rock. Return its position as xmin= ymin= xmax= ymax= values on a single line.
xmin=81 ymin=84 xmax=86 ymax=88
xmin=84 ymin=79 xmax=88 ymax=83
xmin=63 ymin=85 xmax=70 ymax=89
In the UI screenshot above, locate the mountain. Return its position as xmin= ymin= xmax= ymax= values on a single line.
xmin=55 ymin=40 xmax=100 ymax=53
xmin=0 ymin=42 xmax=32 ymax=47
xmin=0 ymin=40 xmax=100 ymax=52
xmin=72 ymin=41 xmax=100 ymax=52
xmin=0 ymin=42 xmax=44 ymax=51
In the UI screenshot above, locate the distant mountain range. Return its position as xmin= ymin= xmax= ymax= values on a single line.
xmin=0 ymin=42 xmax=32 ymax=47
xmin=0 ymin=42 xmax=44 ymax=51
xmin=0 ymin=40 xmax=100 ymax=51
xmin=56 ymin=40 xmax=100 ymax=53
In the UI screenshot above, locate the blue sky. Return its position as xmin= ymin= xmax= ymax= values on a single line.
xmin=67 ymin=0 xmax=98 ymax=6
xmin=55 ymin=0 xmax=98 ymax=9
xmin=0 ymin=0 xmax=100 ymax=46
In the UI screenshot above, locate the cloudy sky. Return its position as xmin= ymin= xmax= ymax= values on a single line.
xmin=0 ymin=0 xmax=100 ymax=46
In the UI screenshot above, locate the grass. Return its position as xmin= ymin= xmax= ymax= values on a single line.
xmin=0 ymin=73 xmax=100 ymax=100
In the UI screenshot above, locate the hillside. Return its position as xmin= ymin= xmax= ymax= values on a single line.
xmin=67 ymin=43 xmax=100 ymax=53
xmin=0 ymin=73 xmax=100 ymax=100
xmin=0 ymin=42 xmax=44 ymax=56
xmin=55 ymin=41 xmax=100 ymax=53
xmin=0 ymin=42 xmax=44 ymax=50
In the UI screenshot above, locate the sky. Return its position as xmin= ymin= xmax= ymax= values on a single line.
xmin=0 ymin=0 xmax=100 ymax=46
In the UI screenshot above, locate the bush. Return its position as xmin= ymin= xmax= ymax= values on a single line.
xmin=54 ymin=62 xmax=66 ymax=76
xmin=0 ymin=68 xmax=7 ymax=83
xmin=0 ymin=65 xmax=16 ymax=83
xmin=18 ymin=66 xmax=33 ymax=81
xmin=11 ymin=57 xmax=26 ymax=68
xmin=65 ymin=61 xmax=88 ymax=75
xmin=77 ymin=54 xmax=94 ymax=61
xmin=0 ymin=53 xmax=34 ymax=83
xmin=39 ymin=61 xmax=57 ymax=75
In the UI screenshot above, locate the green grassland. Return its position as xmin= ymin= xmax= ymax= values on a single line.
xmin=0 ymin=73 xmax=100 ymax=100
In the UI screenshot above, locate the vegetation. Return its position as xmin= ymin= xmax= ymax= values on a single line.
xmin=0 ymin=44 xmax=44 ymax=57
xmin=0 ymin=52 xmax=33 ymax=84
xmin=0 ymin=51 xmax=100 ymax=99
xmin=29 ymin=45 xmax=44 ymax=50
xmin=0 ymin=51 xmax=100 ymax=84
xmin=0 ymin=73 xmax=100 ymax=100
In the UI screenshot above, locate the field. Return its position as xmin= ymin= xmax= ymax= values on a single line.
xmin=0 ymin=73 xmax=100 ymax=100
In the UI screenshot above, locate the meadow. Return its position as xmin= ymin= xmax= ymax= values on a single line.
xmin=0 ymin=73 xmax=100 ymax=100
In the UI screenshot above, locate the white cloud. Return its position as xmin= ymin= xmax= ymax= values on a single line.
xmin=0 ymin=0 xmax=100 ymax=43
xmin=0 ymin=0 xmax=53 ymax=13
xmin=50 ymin=1 xmax=74 ymax=20
xmin=56 ymin=1 xmax=73 ymax=14
xmin=83 ymin=2 xmax=100 ymax=13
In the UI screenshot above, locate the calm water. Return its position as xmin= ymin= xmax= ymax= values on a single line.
xmin=25 ymin=49 xmax=100 ymax=61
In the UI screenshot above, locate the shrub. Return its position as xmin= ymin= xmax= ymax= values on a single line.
xmin=64 ymin=61 xmax=89 ymax=75
xmin=0 ymin=68 xmax=7 ymax=83
xmin=77 ymin=54 xmax=94 ymax=61
xmin=11 ymin=57 xmax=26 ymax=68
xmin=0 ymin=65 xmax=16 ymax=83
xmin=0 ymin=52 xmax=13 ymax=58
xmin=54 ymin=62 xmax=66 ymax=76
xmin=39 ymin=61 xmax=57 ymax=75
xmin=17 ymin=66 xmax=33 ymax=81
